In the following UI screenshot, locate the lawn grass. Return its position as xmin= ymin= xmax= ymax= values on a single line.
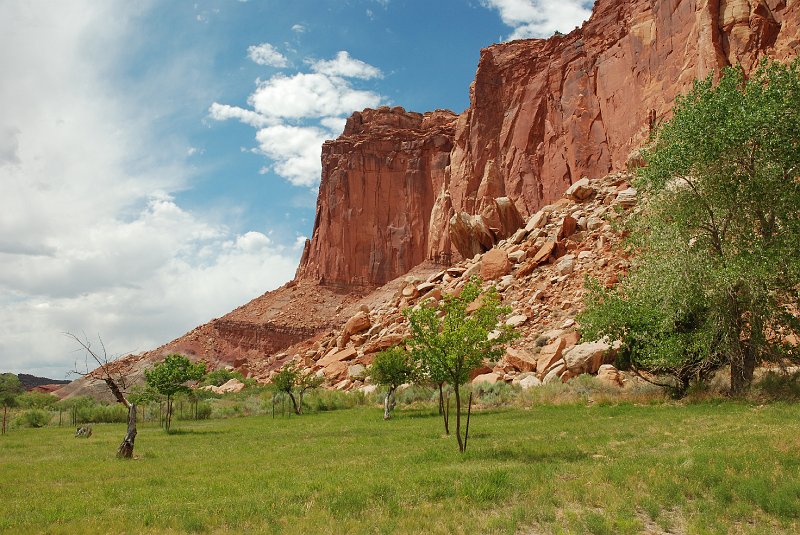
xmin=1 ymin=401 xmax=799 ymax=534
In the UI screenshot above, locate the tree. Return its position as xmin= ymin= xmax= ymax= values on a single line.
xmin=370 ymin=346 xmax=416 ymax=420
xmin=144 ymin=354 xmax=206 ymax=432
xmin=0 ymin=373 xmax=23 ymax=435
xmin=405 ymin=278 xmax=518 ymax=452
xmin=66 ymin=332 xmax=139 ymax=458
xmin=272 ymin=361 xmax=323 ymax=415
xmin=580 ymin=59 xmax=800 ymax=396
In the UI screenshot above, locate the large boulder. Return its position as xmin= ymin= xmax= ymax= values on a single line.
xmin=537 ymin=337 xmax=566 ymax=376
xmin=481 ymin=249 xmax=512 ymax=280
xmin=505 ymin=348 xmax=538 ymax=372
xmin=563 ymin=341 xmax=614 ymax=374
xmin=564 ymin=178 xmax=595 ymax=201
xmin=472 ymin=372 xmax=502 ymax=385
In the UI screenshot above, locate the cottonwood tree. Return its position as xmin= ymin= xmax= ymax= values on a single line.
xmin=370 ymin=346 xmax=416 ymax=420
xmin=66 ymin=332 xmax=138 ymax=458
xmin=144 ymin=354 xmax=206 ymax=432
xmin=405 ymin=278 xmax=518 ymax=452
xmin=580 ymin=59 xmax=800 ymax=396
xmin=272 ymin=361 xmax=323 ymax=415
xmin=0 ymin=373 xmax=23 ymax=435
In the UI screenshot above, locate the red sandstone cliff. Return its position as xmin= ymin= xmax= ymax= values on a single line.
xmin=299 ymin=0 xmax=799 ymax=277
xmin=295 ymin=107 xmax=458 ymax=286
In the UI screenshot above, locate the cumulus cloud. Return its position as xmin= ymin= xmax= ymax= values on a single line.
xmin=208 ymin=102 xmax=274 ymax=127
xmin=482 ymin=0 xmax=593 ymax=39
xmin=210 ymin=50 xmax=385 ymax=187
xmin=309 ymin=51 xmax=383 ymax=80
xmin=0 ymin=2 xmax=300 ymax=378
xmin=249 ymin=72 xmax=381 ymax=118
xmin=247 ymin=42 xmax=288 ymax=67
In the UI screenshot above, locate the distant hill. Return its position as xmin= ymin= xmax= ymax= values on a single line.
xmin=16 ymin=373 xmax=70 ymax=391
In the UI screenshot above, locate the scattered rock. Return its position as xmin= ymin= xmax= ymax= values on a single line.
xmin=481 ymin=249 xmax=512 ymax=280
xmin=505 ymin=347 xmax=538 ymax=372
xmin=565 ymin=178 xmax=595 ymax=201
xmin=505 ymin=314 xmax=528 ymax=327
xmin=563 ymin=341 xmax=614 ymax=374
xmin=472 ymin=372 xmax=502 ymax=385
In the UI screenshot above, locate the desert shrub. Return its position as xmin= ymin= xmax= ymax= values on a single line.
xmin=15 ymin=392 xmax=58 ymax=409
xmin=473 ymin=381 xmax=518 ymax=406
xmin=395 ymin=384 xmax=436 ymax=405
xmin=13 ymin=409 xmax=51 ymax=428
xmin=302 ymin=390 xmax=369 ymax=413
xmin=754 ymin=370 xmax=800 ymax=401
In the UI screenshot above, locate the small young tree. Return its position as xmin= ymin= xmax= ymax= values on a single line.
xmin=272 ymin=361 xmax=323 ymax=415
xmin=370 ymin=346 xmax=416 ymax=420
xmin=144 ymin=354 xmax=206 ymax=432
xmin=66 ymin=332 xmax=138 ymax=458
xmin=0 ymin=373 xmax=24 ymax=435
xmin=405 ymin=278 xmax=518 ymax=452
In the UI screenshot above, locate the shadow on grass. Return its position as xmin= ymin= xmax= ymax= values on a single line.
xmin=470 ymin=446 xmax=588 ymax=464
xmin=165 ymin=428 xmax=226 ymax=436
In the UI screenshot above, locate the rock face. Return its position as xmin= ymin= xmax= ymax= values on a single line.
xmin=296 ymin=0 xmax=797 ymax=289
xmin=295 ymin=107 xmax=458 ymax=287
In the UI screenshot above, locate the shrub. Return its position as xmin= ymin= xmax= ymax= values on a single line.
xmin=13 ymin=409 xmax=51 ymax=428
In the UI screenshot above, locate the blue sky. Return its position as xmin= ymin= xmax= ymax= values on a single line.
xmin=0 ymin=0 xmax=593 ymax=378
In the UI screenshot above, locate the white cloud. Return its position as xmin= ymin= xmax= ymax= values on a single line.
xmin=208 ymin=102 xmax=274 ymax=127
xmin=291 ymin=24 xmax=306 ymax=33
xmin=210 ymin=51 xmax=385 ymax=187
xmin=249 ymin=72 xmax=382 ymax=119
xmin=309 ymin=51 xmax=383 ymax=80
xmin=482 ymin=0 xmax=592 ymax=39
xmin=255 ymin=125 xmax=331 ymax=187
xmin=0 ymin=2 xmax=299 ymax=378
xmin=247 ymin=42 xmax=288 ymax=68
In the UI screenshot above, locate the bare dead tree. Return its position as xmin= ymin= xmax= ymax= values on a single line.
xmin=66 ymin=332 xmax=137 ymax=458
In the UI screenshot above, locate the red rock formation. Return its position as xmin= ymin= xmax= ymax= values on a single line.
xmin=440 ymin=0 xmax=799 ymax=231
xmin=295 ymin=106 xmax=458 ymax=286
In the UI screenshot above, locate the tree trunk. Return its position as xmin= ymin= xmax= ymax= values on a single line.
xmin=166 ymin=397 xmax=172 ymax=432
xmin=438 ymin=383 xmax=444 ymax=415
xmin=288 ymin=391 xmax=300 ymax=415
xmin=444 ymin=392 xmax=450 ymax=435
xmin=383 ymin=387 xmax=396 ymax=420
xmin=454 ymin=386 xmax=464 ymax=453
xmin=730 ymin=341 xmax=757 ymax=395
xmin=2 ymin=405 xmax=6 ymax=435
xmin=117 ymin=403 xmax=137 ymax=459
xmin=463 ymin=391 xmax=473 ymax=452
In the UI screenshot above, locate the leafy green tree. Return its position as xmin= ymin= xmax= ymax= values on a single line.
xmin=0 ymin=373 xmax=24 ymax=435
xmin=272 ymin=361 xmax=323 ymax=415
xmin=405 ymin=278 xmax=518 ymax=452
xmin=580 ymin=59 xmax=800 ymax=396
xmin=144 ymin=354 xmax=206 ymax=431
xmin=370 ymin=346 xmax=416 ymax=420
xmin=15 ymin=391 xmax=58 ymax=409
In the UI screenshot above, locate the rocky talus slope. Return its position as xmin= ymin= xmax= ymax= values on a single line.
xmin=249 ymin=173 xmax=637 ymax=391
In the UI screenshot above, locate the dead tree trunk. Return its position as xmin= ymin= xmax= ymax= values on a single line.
xmin=117 ymin=403 xmax=137 ymax=458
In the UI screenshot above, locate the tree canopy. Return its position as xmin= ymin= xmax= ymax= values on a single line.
xmin=145 ymin=354 xmax=206 ymax=431
xmin=580 ymin=59 xmax=800 ymax=396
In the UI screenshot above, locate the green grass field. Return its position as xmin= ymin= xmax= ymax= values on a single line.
xmin=1 ymin=401 xmax=799 ymax=534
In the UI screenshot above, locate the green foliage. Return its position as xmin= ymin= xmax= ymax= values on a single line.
xmin=405 ymin=277 xmax=518 ymax=390
xmin=272 ymin=361 xmax=324 ymax=415
xmin=370 ymin=346 xmax=416 ymax=390
xmin=405 ymin=277 xmax=519 ymax=450
xmin=203 ymin=368 xmax=245 ymax=387
xmin=145 ymin=354 xmax=206 ymax=431
xmin=580 ymin=59 xmax=800 ymax=396
xmin=12 ymin=409 xmax=51 ymax=428
xmin=0 ymin=373 xmax=23 ymax=407
xmin=15 ymin=391 xmax=59 ymax=409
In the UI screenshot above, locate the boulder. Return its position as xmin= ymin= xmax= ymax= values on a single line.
xmin=530 ymin=241 xmax=556 ymax=265
xmin=564 ymin=178 xmax=595 ymax=201
xmin=450 ymin=212 xmax=496 ymax=258
xmin=472 ymin=372 xmax=502 ymax=385
xmin=468 ymin=365 xmax=493 ymax=380
xmin=525 ymin=211 xmax=548 ymax=232
xmin=348 ymin=364 xmax=366 ymax=379
xmin=508 ymin=250 xmax=526 ymax=263
xmin=537 ymin=337 xmax=566 ymax=376
xmin=557 ymin=216 xmax=578 ymax=240
xmin=505 ymin=314 xmax=528 ymax=328
xmin=555 ymin=255 xmax=575 ymax=275
xmin=542 ymin=362 xmax=566 ymax=384
xmin=218 ymin=378 xmax=246 ymax=393
xmin=518 ymin=375 xmax=542 ymax=390
xmin=505 ymin=347 xmax=538 ymax=372
xmin=616 ymin=187 xmax=638 ymax=208
xmin=480 ymin=249 xmax=512 ymax=280
xmin=317 ymin=347 xmax=358 ymax=368
xmin=596 ymin=364 xmax=624 ymax=387
xmin=563 ymin=341 xmax=614 ymax=374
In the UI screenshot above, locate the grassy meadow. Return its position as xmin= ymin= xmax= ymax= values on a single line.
xmin=1 ymin=400 xmax=799 ymax=534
